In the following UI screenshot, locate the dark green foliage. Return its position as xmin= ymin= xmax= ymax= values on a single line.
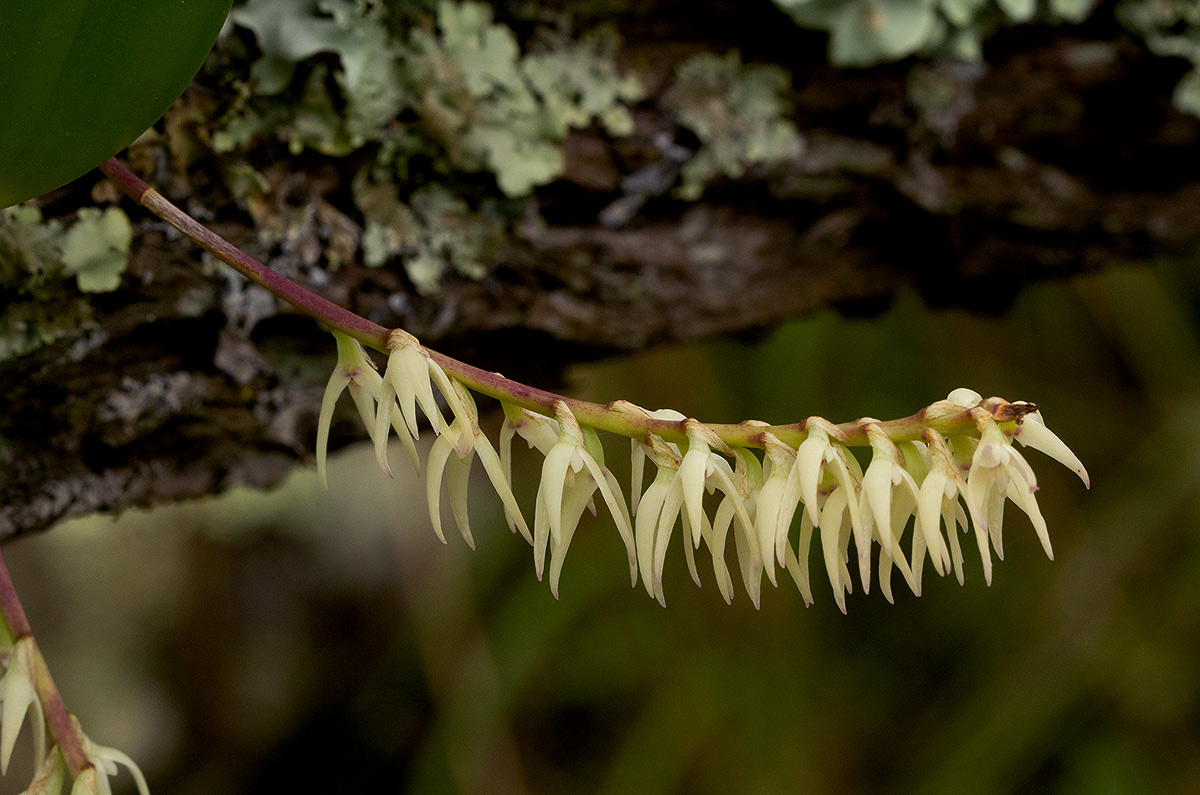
xmin=0 ymin=0 xmax=232 ymax=207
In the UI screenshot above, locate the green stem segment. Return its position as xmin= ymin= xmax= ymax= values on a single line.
xmin=0 ymin=551 xmax=90 ymax=777
xmin=100 ymin=158 xmax=981 ymax=449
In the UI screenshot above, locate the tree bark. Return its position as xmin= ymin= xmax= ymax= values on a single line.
xmin=3 ymin=4 xmax=1199 ymax=537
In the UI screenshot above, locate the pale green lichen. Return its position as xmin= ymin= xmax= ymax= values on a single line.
xmin=0 ymin=205 xmax=63 ymax=291
xmin=662 ymin=52 xmax=803 ymax=200
xmin=406 ymin=2 xmax=644 ymax=195
xmin=215 ymin=0 xmax=643 ymax=292
xmin=1118 ymin=0 xmax=1200 ymax=119
xmin=60 ymin=208 xmax=133 ymax=293
xmin=776 ymin=0 xmax=942 ymax=66
xmin=216 ymin=0 xmax=406 ymax=155
xmin=772 ymin=0 xmax=1099 ymax=66
xmin=0 ymin=205 xmax=131 ymax=361
xmin=354 ymin=176 xmax=504 ymax=294
xmin=219 ymin=0 xmax=642 ymax=194
xmin=772 ymin=0 xmax=1200 ymax=119
xmin=0 ymin=301 xmax=96 ymax=363
xmin=0 ymin=205 xmax=131 ymax=295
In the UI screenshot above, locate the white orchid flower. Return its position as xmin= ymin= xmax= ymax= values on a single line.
xmin=533 ymin=403 xmax=634 ymax=597
xmin=315 ymin=331 xmax=384 ymax=490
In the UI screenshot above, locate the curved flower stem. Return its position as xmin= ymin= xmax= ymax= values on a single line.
xmin=100 ymin=157 xmax=987 ymax=449
xmin=100 ymin=159 xmax=1088 ymax=611
xmin=0 ymin=550 xmax=90 ymax=777
xmin=98 ymin=159 xmax=388 ymax=351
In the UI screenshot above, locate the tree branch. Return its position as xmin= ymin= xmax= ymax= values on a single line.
xmin=1 ymin=18 xmax=1197 ymax=538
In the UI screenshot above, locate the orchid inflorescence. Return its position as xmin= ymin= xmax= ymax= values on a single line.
xmin=0 ymin=161 xmax=1090 ymax=795
xmin=88 ymin=159 xmax=1088 ymax=612
xmin=0 ymin=622 xmax=149 ymax=795
xmin=318 ymin=328 xmax=1090 ymax=611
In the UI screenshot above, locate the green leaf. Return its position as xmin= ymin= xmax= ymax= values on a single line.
xmin=0 ymin=0 xmax=233 ymax=208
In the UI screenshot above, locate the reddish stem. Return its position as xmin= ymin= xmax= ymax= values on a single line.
xmin=98 ymin=159 xmax=389 ymax=351
xmin=99 ymin=157 xmax=980 ymax=449
xmin=0 ymin=551 xmax=90 ymax=777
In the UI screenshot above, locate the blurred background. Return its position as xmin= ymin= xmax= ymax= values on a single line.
xmin=5 ymin=258 xmax=1198 ymax=794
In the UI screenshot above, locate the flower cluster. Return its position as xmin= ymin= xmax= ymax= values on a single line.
xmin=0 ymin=626 xmax=148 ymax=795
xmin=319 ymin=331 xmax=1090 ymax=610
